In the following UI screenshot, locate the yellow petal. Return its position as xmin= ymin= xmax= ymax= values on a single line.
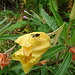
xmin=11 ymin=49 xmax=33 ymax=65
xmin=22 ymin=46 xmax=32 ymax=56
xmin=15 ymin=32 xmax=50 ymax=47
xmin=11 ymin=32 xmax=50 ymax=74
xmin=22 ymin=56 xmax=42 ymax=74
xmin=31 ymin=32 xmax=50 ymax=42
xmin=15 ymin=34 xmax=35 ymax=47
xmin=11 ymin=48 xmax=22 ymax=61
xmin=32 ymin=38 xmax=50 ymax=57
xmin=32 ymin=48 xmax=48 ymax=57
xmin=32 ymin=38 xmax=50 ymax=51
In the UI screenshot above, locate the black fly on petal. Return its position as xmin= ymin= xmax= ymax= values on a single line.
xmin=31 ymin=34 xmax=40 ymax=38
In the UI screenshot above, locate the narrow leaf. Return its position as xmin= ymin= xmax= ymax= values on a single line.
xmin=50 ymin=0 xmax=63 ymax=26
xmin=39 ymin=4 xmax=58 ymax=30
xmin=0 ymin=22 xmax=11 ymax=32
xmin=7 ymin=21 xmax=27 ymax=31
xmin=70 ymin=35 xmax=75 ymax=45
xmin=28 ymin=66 xmax=42 ymax=73
xmin=56 ymin=52 xmax=72 ymax=75
xmin=47 ymin=66 xmax=56 ymax=75
xmin=41 ymin=45 xmax=64 ymax=60
xmin=30 ymin=10 xmax=43 ymax=22
xmin=9 ymin=63 xmax=22 ymax=71
xmin=70 ymin=28 xmax=75 ymax=45
xmin=66 ymin=70 xmax=72 ymax=75
xmin=41 ymin=63 xmax=47 ymax=75
xmin=0 ymin=35 xmax=21 ymax=40
xmin=61 ymin=24 xmax=67 ymax=43
xmin=0 ymin=17 xmax=7 ymax=25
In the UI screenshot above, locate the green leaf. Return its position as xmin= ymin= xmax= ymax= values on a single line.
xmin=48 ymin=0 xmax=58 ymax=11
xmin=66 ymin=70 xmax=72 ymax=75
xmin=50 ymin=0 xmax=63 ymax=26
xmin=39 ymin=4 xmax=58 ymax=30
xmin=0 ymin=22 xmax=11 ymax=32
xmin=41 ymin=45 xmax=64 ymax=60
xmin=70 ymin=35 xmax=75 ymax=45
xmin=9 ymin=63 xmax=22 ymax=71
xmin=61 ymin=24 xmax=67 ymax=43
xmin=30 ymin=10 xmax=43 ymax=23
xmin=7 ymin=21 xmax=27 ymax=31
xmin=28 ymin=65 xmax=42 ymax=73
xmin=0 ymin=17 xmax=7 ymax=25
xmin=0 ymin=70 xmax=4 ymax=75
xmin=56 ymin=52 xmax=72 ymax=75
xmin=46 ymin=66 xmax=56 ymax=75
xmin=17 ymin=72 xmax=25 ymax=75
xmin=38 ymin=24 xmax=50 ymax=33
xmin=28 ymin=18 xmax=42 ymax=25
xmin=0 ymin=35 xmax=21 ymax=40
xmin=70 ymin=27 xmax=75 ymax=45
xmin=8 ymin=72 xmax=15 ymax=75
xmin=41 ymin=63 xmax=47 ymax=75
xmin=70 ymin=64 xmax=75 ymax=69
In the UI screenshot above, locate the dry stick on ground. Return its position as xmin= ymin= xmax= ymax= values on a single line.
xmin=67 ymin=21 xmax=72 ymax=39
xmin=4 ymin=45 xmax=16 ymax=54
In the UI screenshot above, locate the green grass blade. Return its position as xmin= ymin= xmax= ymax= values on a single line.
xmin=28 ymin=66 xmax=42 ymax=73
xmin=61 ymin=24 xmax=67 ymax=43
xmin=9 ymin=63 xmax=22 ymax=71
xmin=50 ymin=0 xmax=63 ymax=26
xmin=70 ymin=35 xmax=75 ymax=45
xmin=30 ymin=10 xmax=43 ymax=22
xmin=0 ymin=35 xmax=21 ymax=40
xmin=7 ymin=21 xmax=27 ymax=31
xmin=70 ymin=27 xmax=75 ymax=45
xmin=41 ymin=45 xmax=64 ymax=60
xmin=56 ymin=52 xmax=72 ymax=75
xmin=41 ymin=63 xmax=47 ymax=75
xmin=47 ymin=66 xmax=56 ymax=75
xmin=0 ymin=22 xmax=11 ymax=32
xmin=0 ymin=17 xmax=7 ymax=25
xmin=39 ymin=4 xmax=58 ymax=30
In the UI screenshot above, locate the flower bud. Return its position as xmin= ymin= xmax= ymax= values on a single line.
xmin=70 ymin=1 xmax=75 ymax=21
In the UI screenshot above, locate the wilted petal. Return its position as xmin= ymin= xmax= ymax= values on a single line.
xmin=11 ymin=32 xmax=50 ymax=74
xmin=32 ymin=48 xmax=48 ymax=57
xmin=22 ymin=46 xmax=32 ymax=56
xmin=11 ymin=48 xmax=22 ymax=61
xmin=0 ymin=53 xmax=11 ymax=70
xmin=15 ymin=34 xmax=35 ymax=47
xmin=37 ymin=59 xmax=49 ymax=65
xmin=69 ymin=47 xmax=75 ymax=54
xmin=22 ymin=56 xmax=42 ymax=74
xmin=72 ymin=54 xmax=75 ymax=61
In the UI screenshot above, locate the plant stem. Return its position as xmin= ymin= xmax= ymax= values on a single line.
xmin=67 ymin=21 xmax=72 ymax=39
xmin=47 ymin=59 xmax=63 ymax=66
xmin=4 ymin=45 xmax=16 ymax=54
xmin=56 ymin=52 xmax=61 ymax=65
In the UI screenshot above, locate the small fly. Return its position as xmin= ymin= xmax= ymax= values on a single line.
xmin=31 ymin=34 xmax=40 ymax=38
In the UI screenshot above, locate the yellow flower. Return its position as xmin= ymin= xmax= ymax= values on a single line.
xmin=11 ymin=32 xmax=50 ymax=74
